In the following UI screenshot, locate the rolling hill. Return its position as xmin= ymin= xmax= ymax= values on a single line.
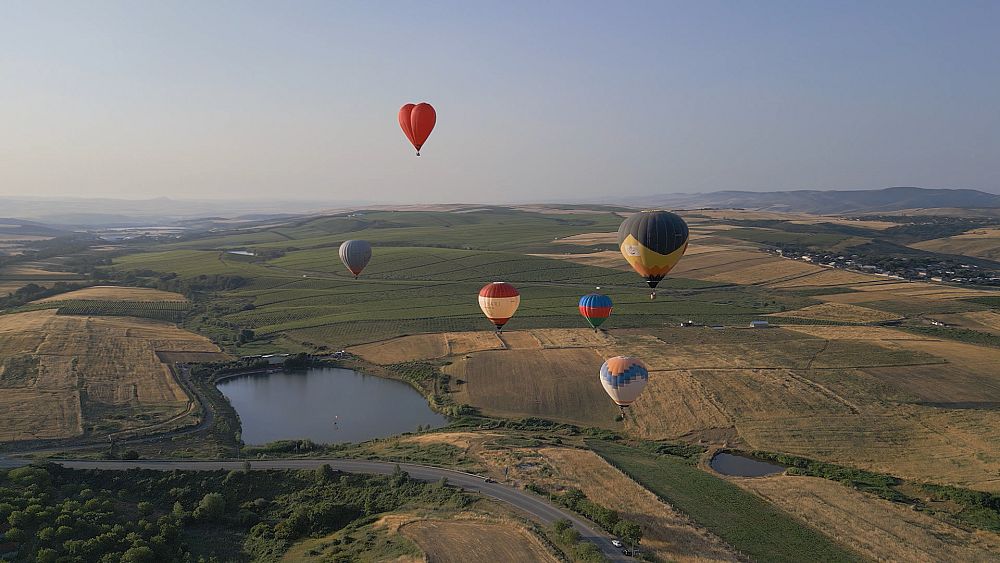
xmin=627 ymin=187 xmax=1000 ymax=214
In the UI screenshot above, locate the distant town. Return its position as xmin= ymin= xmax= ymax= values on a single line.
xmin=767 ymin=247 xmax=1000 ymax=287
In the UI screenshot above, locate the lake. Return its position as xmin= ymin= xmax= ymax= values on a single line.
xmin=709 ymin=452 xmax=786 ymax=477
xmin=217 ymin=367 xmax=449 ymax=445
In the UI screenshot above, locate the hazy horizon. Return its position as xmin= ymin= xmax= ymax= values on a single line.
xmin=3 ymin=1 xmax=999 ymax=203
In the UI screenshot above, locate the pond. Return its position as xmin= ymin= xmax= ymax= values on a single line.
xmin=217 ymin=367 xmax=449 ymax=445
xmin=226 ymin=250 xmax=255 ymax=256
xmin=709 ymin=452 xmax=786 ymax=477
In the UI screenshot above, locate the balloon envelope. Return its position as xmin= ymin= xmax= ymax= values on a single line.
xmin=617 ymin=211 xmax=689 ymax=289
xmin=399 ymin=102 xmax=436 ymax=154
xmin=600 ymin=356 xmax=649 ymax=408
xmin=579 ymin=293 xmax=613 ymax=329
xmin=478 ymin=282 xmax=520 ymax=330
xmin=339 ymin=240 xmax=372 ymax=277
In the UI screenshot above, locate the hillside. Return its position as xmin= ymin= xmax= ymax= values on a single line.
xmin=629 ymin=187 xmax=1000 ymax=214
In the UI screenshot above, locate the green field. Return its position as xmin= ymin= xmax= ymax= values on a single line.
xmin=587 ymin=440 xmax=862 ymax=563
xmin=109 ymin=210 xmax=814 ymax=349
xmin=13 ymin=299 xmax=190 ymax=322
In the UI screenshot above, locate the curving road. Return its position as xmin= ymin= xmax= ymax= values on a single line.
xmin=0 ymin=457 xmax=630 ymax=561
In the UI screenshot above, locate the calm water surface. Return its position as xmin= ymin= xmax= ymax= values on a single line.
xmin=217 ymin=367 xmax=448 ymax=445
xmin=710 ymin=453 xmax=786 ymax=477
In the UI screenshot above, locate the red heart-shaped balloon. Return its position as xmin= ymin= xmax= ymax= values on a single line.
xmin=398 ymin=102 xmax=436 ymax=155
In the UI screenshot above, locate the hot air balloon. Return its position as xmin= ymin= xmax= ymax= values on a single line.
xmin=579 ymin=293 xmax=613 ymax=331
xmin=478 ymin=282 xmax=519 ymax=332
xmin=399 ymin=102 xmax=436 ymax=156
xmin=600 ymin=356 xmax=649 ymax=414
xmin=617 ymin=210 xmax=689 ymax=299
xmin=339 ymin=240 xmax=372 ymax=279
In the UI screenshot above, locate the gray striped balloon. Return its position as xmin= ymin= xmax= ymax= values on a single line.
xmin=339 ymin=239 xmax=372 ymax=278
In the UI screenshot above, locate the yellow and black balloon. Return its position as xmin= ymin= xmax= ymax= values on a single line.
xmin=617 ymin=210 xmax=689 ymax=298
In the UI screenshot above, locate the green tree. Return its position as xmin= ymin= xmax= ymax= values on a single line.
xmin=614 ymin=520 xmax=643 ymax=545
xmin=122 ymin=546 xmax=156 ymax=563
xmin=193 ymin=493 xmax=225 ymax=522
xmin=35 ymin=548 xmax=59 ymax=563
xmin=171 ymin=501 xmax=187 ymax=522
xmin=137 ymin=501 xmax=154 ymax=517
xmin=552 ymin=518 xmax=572 ymax=534
xmin=38 ymin=526 xmax=56 ymax=542
xmin=315 ymin=464 xmax=335 ymax=483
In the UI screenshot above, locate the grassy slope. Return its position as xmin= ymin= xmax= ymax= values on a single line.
xmin=112 ymin=210 xmax=812 ymax=349
xmin=587 ymin=440 xmax=863 ymax=563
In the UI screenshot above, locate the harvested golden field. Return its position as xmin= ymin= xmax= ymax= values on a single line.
xmin=497 ymin=330 xmax=542 ymax=349
xmin=769 ymin=302 xmax=901 ymax=323
xmin=400 ymin=431 xmax=497 ymax=450
xmin=737 ymin=406 xmax=1000 ymax=491
xmin=0 ymin=281 xmax=27 ymax=294
xmin=350 ymin=333 xmax=449 ymax=364
xmin=528 ymin=250 xmax=627 ymax=269
xmin=911 ymin=228 xmax=1000 ymax=261
xmin=602 ymin=325 xmax=1000 ymax=489
xmin=444 ymin=348 xmax=619 ymax=427
xmin=34 ymin=285 xmax=188 ymax=303
xmin=824 ymin=280 xmax=996 ymax=301
xmin=781 ymin=325 xmax=931 ymax=341
xmin=349 ymin=332 xmax=504 ymax=364
xmin=556 ymin=231 xmax=617 ymax=245
xmin=736 ymin=475 xmax=1000 ymax=561
xmin=862 ymin=338 xmax=1000 ymax=403
xmin=444 ymin=331 xmax=503 ymax=355
xmin=538 ymin=448 xmax=741 ymax=562
xmin=931 ymin=310 xmax=1000 ymax=335
xmin=400 ymin=518 xmax=558 ymax=563
xmin=530 ymin=328 xmax=610 ymax=348
xmin=0 ymin=264 xmax=79 ymax=277
xmin=766 ymin=267 xmax=875 ymax=288
xmin=787 ymin=217 xmax=897 ymax=230
xmin=0 ymin=309 xmax=223 ymax=441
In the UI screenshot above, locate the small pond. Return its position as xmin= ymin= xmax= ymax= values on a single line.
xmin=226 ymin=250 xmax=255 ymax=256
xmin=709 ymin=453 xmax=786 ymax=477
xmin=217 ymin=367 xmax=448 ymax=445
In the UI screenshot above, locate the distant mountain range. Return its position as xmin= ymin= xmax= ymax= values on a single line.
xmin=628 ymin=187 xmax=1000 ymax=214
xmin=0 ymin=196 xmax=361 ymax=227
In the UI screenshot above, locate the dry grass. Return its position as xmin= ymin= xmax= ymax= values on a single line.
xmin=350 ymin=334 xmax=449 ymax=364
xmin=911 ymin=228 xmax=1000 ymax=261
xmin=769 ymin=302 xmax=901 ymax=323
xmin=400 ymin=431 xmax=496 ymax=450
xmin=528 ymin=250 xmax=628 ymax=270
xmin=497 ymin=330 xmax=542 ymax=349
xmin=1 ymin=264 xmax=79 ymax=277
xmin=603 ymin=326 xmax=1000 ymax=490
xmin=781 ymin=325 xmax=931 ymax=341
xmin=736 ymin=475 xmax=1000 ymax=562
xmin=0 ymin=309 xmax=223 ymax=441
xmin=931 ymin=310 xmax=1000 ymax=335
xmin=400 ymin=518 xmax=558 ymax=563
xmin=556 ymin=232 xmax=618 ymax=245
xmin=349 ymin=332 xmax=504 ymax=364
xmin=539 ymin=447 xmax=741 ymax=562
xmin=444 ymin=348 xmax=619 ymax=427
xmin=444 ymin=331 xmax=504 ymax=355
xmin=34 ymin=285 xmax=188 ymax=303
xmin=0 ymin=281 xmax=30 ymax=294
xmin=530 ymin=328 xmax=611 ymax=348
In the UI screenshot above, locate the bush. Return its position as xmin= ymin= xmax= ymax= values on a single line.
xmin=193 ymin=493 xmax=226 ymax=522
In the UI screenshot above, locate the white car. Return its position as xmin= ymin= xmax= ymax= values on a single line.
xmin=611 ymin=540 xmax=623 ymax=548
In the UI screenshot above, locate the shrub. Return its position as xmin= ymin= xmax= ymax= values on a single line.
xmin=193 ymin=493 xmax=226 ymax=522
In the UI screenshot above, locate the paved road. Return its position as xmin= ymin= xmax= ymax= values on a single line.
xmin=0 ymin=457 xmax=629 ymax=561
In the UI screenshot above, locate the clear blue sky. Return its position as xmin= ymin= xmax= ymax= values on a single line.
xmin=2 ymin=1 xmax=998 ymax=202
